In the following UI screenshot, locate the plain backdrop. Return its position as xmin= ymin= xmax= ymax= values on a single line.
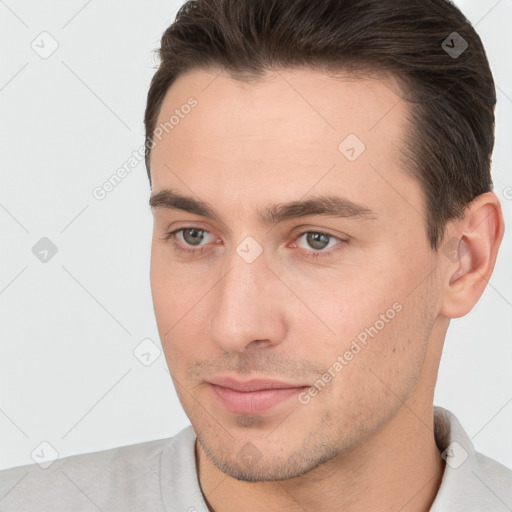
xmin=0 ymin=0 xmax=511 ymax=471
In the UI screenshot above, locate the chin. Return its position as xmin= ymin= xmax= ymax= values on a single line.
xmin=197 ymin=433 xmax=342 ymax=483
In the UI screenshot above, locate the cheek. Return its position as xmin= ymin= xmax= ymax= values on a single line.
xmin=150 ymin=242 xmax=206 ymax=321
xmin=150 ymin=242 xmax=219 ymax=370
xmin=150 ymin=245 xmax=190 ymax=354
xmin=304 ymin=303 xmax=430 ymax=440
xmin=308 ymin=255 xmax=434 ymax=399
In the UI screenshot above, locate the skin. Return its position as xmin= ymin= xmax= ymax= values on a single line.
xmin=149 ymin=67 xmax=504 ymax=512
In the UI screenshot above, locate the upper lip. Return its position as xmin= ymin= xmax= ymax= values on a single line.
xmin=208 ymin=376 xmax=308 ymax=392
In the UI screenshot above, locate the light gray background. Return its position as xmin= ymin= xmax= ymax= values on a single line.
xmin=0 ymin=0 xmax=511 ymax=471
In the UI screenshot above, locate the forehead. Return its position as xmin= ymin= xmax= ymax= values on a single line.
xmin=156 ymin=67 xmax=406 ymax=142
xmin=150 ymin=67 xmax=420 ymax=226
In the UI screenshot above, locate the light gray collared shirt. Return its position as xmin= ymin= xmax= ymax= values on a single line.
xmin=1 ymin=406 xmax=511 ymax=511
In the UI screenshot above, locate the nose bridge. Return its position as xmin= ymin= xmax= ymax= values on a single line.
xmin=207 ymin=246 xmax=286 ymax=351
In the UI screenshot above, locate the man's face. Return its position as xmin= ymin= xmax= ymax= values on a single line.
xmin=149 ymin=68 xmax=443 ymax=481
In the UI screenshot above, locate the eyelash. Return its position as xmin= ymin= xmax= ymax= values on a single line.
xmin=163 ymin=227 xmax=347 ymax=259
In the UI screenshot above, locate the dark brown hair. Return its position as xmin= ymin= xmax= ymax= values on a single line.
xmin=144 ymin=0 xmax=496 ymax=250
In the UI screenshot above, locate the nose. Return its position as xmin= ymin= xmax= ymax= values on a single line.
xmin=207 ymin=250 xmax=288 ymax=353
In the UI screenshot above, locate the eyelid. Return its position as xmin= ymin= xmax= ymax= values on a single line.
xmin=290 ymin=225 xmax=347 ymax=241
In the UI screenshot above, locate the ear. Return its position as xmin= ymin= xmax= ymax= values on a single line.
xmin=439 ymin=191 xmax=505 ymax=319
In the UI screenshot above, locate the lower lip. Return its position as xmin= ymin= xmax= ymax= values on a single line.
xmin=209 ymin=384 xmax=307 ymax=415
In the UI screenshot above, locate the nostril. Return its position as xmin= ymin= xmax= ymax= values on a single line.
xmin=247 ymin=339 xmax=271 ymax=349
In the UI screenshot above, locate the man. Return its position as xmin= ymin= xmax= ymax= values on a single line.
xmin=1 ymin=0 xmax=510 ymax=510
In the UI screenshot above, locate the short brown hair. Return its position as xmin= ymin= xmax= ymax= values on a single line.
xmin=144 ymin=0 xmax=496 ymax=250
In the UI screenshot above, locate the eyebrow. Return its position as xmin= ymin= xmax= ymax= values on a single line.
xmin=149 ymin=188 xmax=377 ymax=225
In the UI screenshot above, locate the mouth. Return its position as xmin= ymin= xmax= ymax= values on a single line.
xmin=207 ymin=376 xmax=310 ymax=415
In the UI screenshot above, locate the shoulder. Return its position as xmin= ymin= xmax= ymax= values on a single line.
xmin=460 ymin=451 xmax=512 ymax=511
xmin=475 ymin=450 xmax=512 ymax=496
xmin=431 ymin=406 xmax=512 ymax=511
xmin=0 ymin=426 xmax=195 ymax=512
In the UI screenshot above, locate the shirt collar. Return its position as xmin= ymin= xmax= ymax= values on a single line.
xmin=430 ymin=405 xmax=512 ymax=511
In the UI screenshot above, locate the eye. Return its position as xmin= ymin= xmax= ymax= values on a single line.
xmin=163 ymin=227 xmax=347 ymax=259
xmin=293 ymin=231 xmax=346 ymax=258
xmin=163 ymin=227 xmax=216 ymax=254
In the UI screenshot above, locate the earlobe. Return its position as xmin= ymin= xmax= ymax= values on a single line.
xmin=440 ymin=192 xmax=504 ymax=319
